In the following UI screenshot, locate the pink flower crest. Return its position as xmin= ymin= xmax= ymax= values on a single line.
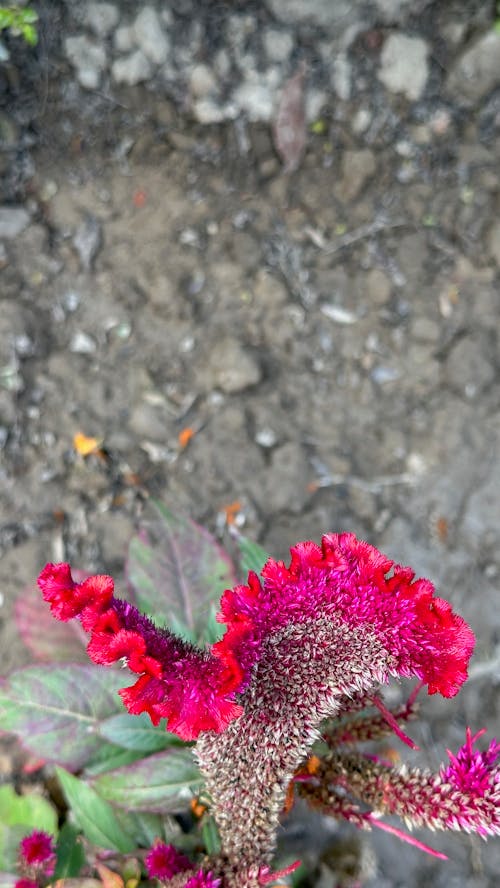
xmin=18 ymin=831 xmax=56 ymax=877
xmin=38 ymin=535 xmax=474 ymax=743
xmin=145 ymin=842 xmax=191 ymax=880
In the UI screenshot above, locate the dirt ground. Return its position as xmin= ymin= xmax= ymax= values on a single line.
xmin=1 ymin=1 xmax=500 ymax=885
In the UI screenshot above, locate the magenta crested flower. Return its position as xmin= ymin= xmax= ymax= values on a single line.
xmin=184 ymin=872 xmax=221 ymax=888
xmin=145 ymin=842 xmax=191 ymax=880
xmin=14 ymin=879 xmax=39 ymax=888
xmin=38 ymin=563 xmax=243 ymax=740
xmin=18 ymin=832 xmax=56 ymax=879
xmin=214 ymin=533 xmax=474 ymax=698
xmin=38 ymin=533 xmax=482 ymax=886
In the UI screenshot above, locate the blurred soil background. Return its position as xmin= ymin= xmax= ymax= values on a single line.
xmin=1 ymin=1 xmax=500 ymax=885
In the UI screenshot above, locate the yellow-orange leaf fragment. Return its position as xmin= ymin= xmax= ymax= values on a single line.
xmin=178 ymin=427 xmax=195 ymax=449
xmin=96 ymin=863 xmax=124 ymax=888
xmin=73 ymin=432 xmax=103 ymax=456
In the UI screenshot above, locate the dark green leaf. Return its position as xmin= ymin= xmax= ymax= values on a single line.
xmin=56 ymin=768 xmax=135 ymax=853
xmin=126 ymin=500 xmax=237 ymax=642
xmin=98 ymin=712 xmax=182 ymax=753
xmin=91 ymin=748 xmax=201 ymax=814
xmin=0 ymin=665 xmax=126 ymax=769
xmin=54 ymin=823 xmax=85 ymax=879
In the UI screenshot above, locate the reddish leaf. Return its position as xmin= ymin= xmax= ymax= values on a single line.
xmin=272 ymin=63 xmax=307 ymax=173
xmin=14 ymin=585 xmax=88 ymax=662
xmin=126 ymin=500 xmax=237 ymax=643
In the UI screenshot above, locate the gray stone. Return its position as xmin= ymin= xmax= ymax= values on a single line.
xmin=255 ymin=442 xmax=309 ymax=513
xmin=73 ymin=215 xmax=102 ymax=271
xmin=133 ymin=7 xmax=170 ymax=65
xmin=112 ymin=50 xmax=152 ymax=86
xmin=0 ymin=206 xmax=30 ymax=239
xmin=340 ymin=149 xmax=376 ymax=201
xmin=64 ymin=35 xmax=107 ymax=90
xmin=445 ymin=335 xmax=496 ymax=396
xmin=69 ymin=331 xmax=97 ymax=354
xmin=378 ymin=34 xmax=429 ymax=101
xmin=446 ymin=32 xmax=500 ymax=103
xmin=487 ymin=221 xmax=500 ymax=267
xmin=205 ymin=337 xmax=261 ymax=393
xmin=266 ymin=0 xmax=357 ymax=32
xmin=85 ymin=3 xmax=119 ymax=38
xmin=375 ymin=0 xmax=413 ymax=20
xmin=263 ymin=28 xmax=294 ymax=64
xmin=113 ymin=25 xmax=134 ymax=53
xmin=364 ymin=268 xmax=391 ymax=306
xmin=189 ymin=64 xmax=218 ymax=99
xmin=331 ymin=53 xmax=351 ymax=101
xmin=233 ymin=78 xmax=275 ymax=122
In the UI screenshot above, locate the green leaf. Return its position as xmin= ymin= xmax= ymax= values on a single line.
xmin=0 ymin=786 xmax=57 ymax=871
xmin=83 ymin=744 xmax=145 ymax=777
xmin=235 ymin=535 xmax=270 ymax=578
xmin=56 ymin=768 xmax=135 ymax=853
xmin=126 ymin=500 xmax=237 ymax=642
xmin=113 ymin=811 xmax=179 ymax=848
xmin=201 ymin=816 xmax=221 ymax=856
xmin=98 ymin=712 xmax=182 ymax=753
xmin=54 ymin=823 xmax=85 ymax=879
xmin=91 ymin=748 xmax=202 ymax=814
xmin=0 ymin=664 xmax=126 ymax=769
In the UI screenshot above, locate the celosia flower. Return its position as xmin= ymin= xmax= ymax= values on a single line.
xmin=184 ymin=872 xmax=221 ymax=888
xmin=145 ymin=842 xmax=191 ymax=880
xmin=14 ymin=879 xmax=39 ymax=888
xmin=18 ymin=831 xmax=56 ymax=878
xmin=38 ymin=563 xmax=242 ymax=740
xmin=299 ymin=725 xmax=500 ymax=849
xmin=214 ymin=534 xmax=474 ymax=698
xmin=39 ymin=533 xmax=478 ymax=885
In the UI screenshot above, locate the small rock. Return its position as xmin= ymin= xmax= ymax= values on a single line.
xmin=375 ymin=0 xmax=413 ymax=19
xmin=487 ymin=221 xmax=500 ymax=267
xmin=445 ymin=335 xmax=495 ymax=395
xmin=321 ymin=304 xmax=357 ymax=324
xmin=266 ymin=0 xmax=357 ymax=32
xmin=263 ymin=28 xmax=294 ymax=64
xmin=0 ymin=206 xmax=30 ymax=239
xmin=331 ymin=53 xmax=351 ymax=101
xmin=113 ymin=25 xmax=135 ymax=53
xmin=378 ymin=34 xmax=429 ymax=101
xmin=192 ymin=98 xmax=236 ymax=124
xmin=64 ymin=35 xmax=107 ymax=90
xmin=446 ymin=32 xmax=500 ymax=103
xmin=364 ymin=268 xmax=391 ymax=306
xmin=0 ymin=111 xmax=19 ymax=149
xmin=340 ymin=149 xmax=376 ymax=201
xmin=233 ymin=79 xmax=275 ymax=122
xmin=70 ymin=331 xmax=97 ymax=354
xmin=255 ymin=427 xmax=278 ymax=448
xmin=352 ymin=108 xmax=372 ymax=134
xmin=73 ymin=215 xmax=102 ymax=271
xmin=255 ymin=441 xmax=309 ymax=513
xmin=133 ymin=7 xmax=170 ymax=65
xmin=85 ymin=3 xmax=119 ymax=38
xmin=112 ymin=50 xmax=152 ymax=85
xmin=189 ymin=64 xmax=218 ymax=99
xmin=205 ymin=337 xmax=261 ymax=393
